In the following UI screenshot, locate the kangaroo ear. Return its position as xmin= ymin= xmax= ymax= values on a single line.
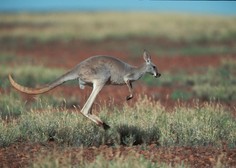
xmin=143 ymin=50 xmax=151 ymax=64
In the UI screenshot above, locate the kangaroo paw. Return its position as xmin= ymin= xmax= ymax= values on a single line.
xmin=126 ymin=95 xmax=133 ymax=101
xmin=102 ymin=122 xmax=110 ymax=130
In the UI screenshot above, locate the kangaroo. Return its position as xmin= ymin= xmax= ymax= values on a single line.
xmin=9 ymin=50 xmax=161 ymax=130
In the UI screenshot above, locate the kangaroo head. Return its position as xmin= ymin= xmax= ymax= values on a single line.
xmin=143 ymin=50 xmax=161 ymax=78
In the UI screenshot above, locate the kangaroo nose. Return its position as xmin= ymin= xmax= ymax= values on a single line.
xmin=156 ymin=73 xmax=161 ymax=78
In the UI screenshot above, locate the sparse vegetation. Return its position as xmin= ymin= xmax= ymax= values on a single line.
xmin=128 ymin=42 xmax=236 ymax=57
xmin=142 ymin=59 xmax=236 ymax=101
xmin=32 ymin=151 xmax=188 ymax=168
xmin=0 ymin=13 xmax=235 ymax=43
xmin=0 ymin=92 xmax=25 ymax=119
xmin=0 ymin=96 xmax=235 ymax=148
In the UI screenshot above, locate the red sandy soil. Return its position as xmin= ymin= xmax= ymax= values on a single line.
xmin=1 ymin=39 xmax=236 ymax=167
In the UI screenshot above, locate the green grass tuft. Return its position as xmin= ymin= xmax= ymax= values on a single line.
xmin=0 ymin=120 xmax=20 ymax=147
xmin=0 ymin=93 xmax=25 ymax=119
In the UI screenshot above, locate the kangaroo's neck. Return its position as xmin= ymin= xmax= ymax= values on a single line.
xmin=129 ymin=63 xmax=147 ymax=81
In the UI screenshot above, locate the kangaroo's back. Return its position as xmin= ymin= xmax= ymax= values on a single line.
xmin=76 ymin=56 xmax=134 ymax=85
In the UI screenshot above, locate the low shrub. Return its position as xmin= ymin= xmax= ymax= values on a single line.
xmin=1 ymin=96 xmax=236 ymax=148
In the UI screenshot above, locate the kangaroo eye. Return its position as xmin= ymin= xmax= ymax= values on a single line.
xmin=152 ymin=66 xmax=156 ymax=69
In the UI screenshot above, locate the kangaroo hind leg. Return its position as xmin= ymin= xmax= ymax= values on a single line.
xmin=80 ymin=82 xmax=110 ymax=130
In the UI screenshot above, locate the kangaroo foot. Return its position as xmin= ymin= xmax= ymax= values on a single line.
xmin=102 ymin=122 xmax=110 ymax=130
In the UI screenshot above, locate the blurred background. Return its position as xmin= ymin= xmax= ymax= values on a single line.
xmin=0 ymin=0 xmax=236 ymax=108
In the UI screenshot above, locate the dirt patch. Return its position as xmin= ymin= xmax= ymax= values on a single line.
xmin=1 ymin=142 xmax=236 ymax=168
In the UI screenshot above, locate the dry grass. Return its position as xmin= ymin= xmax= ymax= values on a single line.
xmin=0 ymin=12 xmax=235 ymax=42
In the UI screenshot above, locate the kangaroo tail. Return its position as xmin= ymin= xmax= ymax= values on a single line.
xmin=9 ymin=71 xmax=77 ymax=95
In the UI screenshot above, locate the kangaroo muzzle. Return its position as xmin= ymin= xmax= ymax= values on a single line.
xmin=154 ymin=73 xmax=161 ymax=78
